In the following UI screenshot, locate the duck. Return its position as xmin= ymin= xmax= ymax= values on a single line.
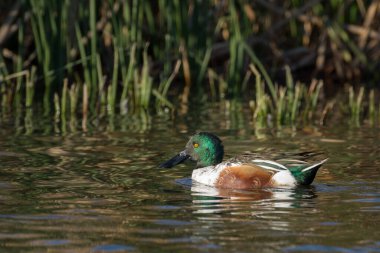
xmin=159 ymin=132 xmax=328 ymax=189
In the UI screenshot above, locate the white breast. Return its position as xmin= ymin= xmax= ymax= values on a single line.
xmin=191 ymin=162 xmax=241 ymax=186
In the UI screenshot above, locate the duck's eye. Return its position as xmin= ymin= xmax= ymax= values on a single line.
xmin=193 ymin=143 xmax=199 ymax=148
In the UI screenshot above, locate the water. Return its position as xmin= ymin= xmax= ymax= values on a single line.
xmin=0 ymin=109 xmax=380 ymax=252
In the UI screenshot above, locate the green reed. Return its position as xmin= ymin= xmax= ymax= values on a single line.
xmin=69 ymin=83 xmax=79 ymax=117
xmin=348 ymin=86 xmax=364 ymax=126
xmin=26 ymin=66 xmax=36 ymax=108
xmin=108 ymin=44 xmax=119 ymax=115
xmin=30 ymin=0 xmax=52 ymax=112
xmin=0 ymin=52 xmax=9 ymax=109
xmin=250 ymin=67 xmax=269 ymax=127
xmin=357 ymin=88 xmax=379 ymax=127
xmin=369 ymin=89 xmax=375 ymax=126
xmin=89 ymin=0 xmax=97 ymax=101
xmin=61 ymin=78 xmax=68 ymax=117
xmin=75 ymin=24 xmax=91 ymax=95
xmin=15 ymin=18 xmax=24 ymax=99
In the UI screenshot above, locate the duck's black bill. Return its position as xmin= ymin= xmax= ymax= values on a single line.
xmin=159 ymin=151 xmax=189 ymax=168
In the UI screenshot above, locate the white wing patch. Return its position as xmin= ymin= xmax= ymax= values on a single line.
xmin=301 ymin=158 xmax=329 ymax=172
xmin=276 ymin=159 xmax=308 ymax=165
xmin=256 ymin=164 xmax=283 ymax=172
xmin=252 ymin=159 xmax=288 ymax=171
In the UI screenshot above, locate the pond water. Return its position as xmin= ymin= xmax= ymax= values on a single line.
xmin=0 ymin=106 xmax=380 ymax=252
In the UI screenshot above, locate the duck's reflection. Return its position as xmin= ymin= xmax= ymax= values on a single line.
xmin=190 ymin=181 xmax=318 ymax=215
xmin=189 ymin=182 xmax=318 ymax=233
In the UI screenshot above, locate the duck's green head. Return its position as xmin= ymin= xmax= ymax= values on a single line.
xmin=159 ymin=132 xmax=224 ymax=168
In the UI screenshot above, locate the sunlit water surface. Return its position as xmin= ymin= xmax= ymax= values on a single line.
xmin=0 ymin=110 xmax=380 ymax=252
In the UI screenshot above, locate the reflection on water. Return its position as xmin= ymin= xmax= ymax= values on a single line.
xmin=191 ymin=183 xmax=317 ymax=211
xmin=0 ymin=108 xmax=380 ymax=252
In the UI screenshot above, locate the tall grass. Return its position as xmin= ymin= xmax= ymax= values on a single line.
xmin=248 ymin=64 xmax=324 ymax=127
xmin=0 ymin=1 xmax=379 ymax=128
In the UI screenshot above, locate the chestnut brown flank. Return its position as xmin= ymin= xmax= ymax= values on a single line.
xmin=216 ymin=164 xmax=274 ymax=189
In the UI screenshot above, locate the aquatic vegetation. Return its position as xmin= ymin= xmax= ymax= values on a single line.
xmin=348 ymin=86 xmax=364 ymax=126
xmin=0 ymin=1 xmax=379 ymax=128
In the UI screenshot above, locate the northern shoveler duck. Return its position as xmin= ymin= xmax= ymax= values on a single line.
xmin=159 ymin=132 xmax=328 ymax=189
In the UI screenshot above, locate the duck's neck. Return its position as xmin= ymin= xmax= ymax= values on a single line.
xmin=196 ymin=158 xmax=221 ymax=168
